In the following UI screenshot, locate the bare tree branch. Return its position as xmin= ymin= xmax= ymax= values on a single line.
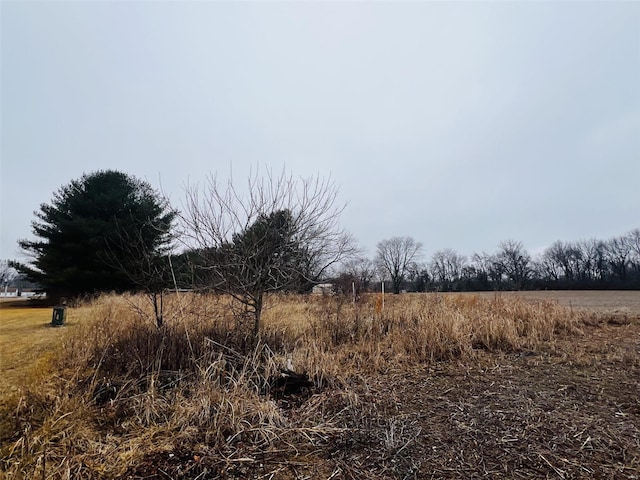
xmin=178 ymin=168 xmax=357 ymax=335
xmin=375 ymin=236 xmax=423 ymax=294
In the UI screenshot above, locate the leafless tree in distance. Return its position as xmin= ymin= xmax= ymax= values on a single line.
xmin=342 ymin=256 xmax=375 ymax=289
xmin=429 ymin=249 xmax=468 ymax=290
xmin=179 ymin=168 xmax=357 ymax=336
xmin=493 ymin=240 xmax=531 ymax=290
xmin=0 ymin=260 xmax=18 ymax=287
xmin=375 ymin=236 xmax=424 ymax=294
xmin=629 ymin=229 xmax=640 ymax=258
xmin=605 ymin=234 xmax=632 ymax=281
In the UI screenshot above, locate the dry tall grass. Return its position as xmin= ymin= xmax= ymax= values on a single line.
xmin=1 ymin=292 xmax=584 ymax=478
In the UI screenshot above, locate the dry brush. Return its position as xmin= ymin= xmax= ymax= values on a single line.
xmin=1 ymin=292 xmax=589 ymax=478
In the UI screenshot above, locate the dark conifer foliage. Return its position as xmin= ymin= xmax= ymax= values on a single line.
xmin=17 ymin=170 xmax=176 ymax=299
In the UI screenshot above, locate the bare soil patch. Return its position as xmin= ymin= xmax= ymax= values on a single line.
xmin=336 ymin=322 xmax=640 ymax=479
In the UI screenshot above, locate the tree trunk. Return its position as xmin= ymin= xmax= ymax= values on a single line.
xmin=253 ymin=293 xmax=263 ymax=337
xmin=152 ymin=291 xmax=163 ymax=328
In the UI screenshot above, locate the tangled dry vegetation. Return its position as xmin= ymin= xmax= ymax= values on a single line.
xmin=1 ymin=293 xmax=638 ymax=479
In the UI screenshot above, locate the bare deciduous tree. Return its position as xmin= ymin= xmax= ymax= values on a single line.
xmin=535 ymin=238 xmax=609 ymax=286
xmin=629 ymin=229 xmax=640 ymax=258
xmin=375 ymin=236 xmax=423 ymax=294
xmin=605 ymin=234 xmax=632 ymax=281
xmin=493 ymin=240 xmax=531 ymax=290
xmin=628 ymin=229 xmax=640 ymax=275
xmin=334 ymin=256 xmax=375 ymax=296
xmin=469 ymin=252 xmax=497 ymax=288
xmin=341 ymin=256 xmax=375 ymax=288
xmin=0 ymin=260 xmax=18 ymax=287
xmin=105 ymin=218 xmax=178 ymax=328
xmin=429 ymin=249 xmax=467 ymax=290
xmin=180 ymin=169 xmax=356 ymax=335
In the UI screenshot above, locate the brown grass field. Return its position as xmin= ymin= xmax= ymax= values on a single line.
xmin=0 ymin=291 xmax=638 ymax=479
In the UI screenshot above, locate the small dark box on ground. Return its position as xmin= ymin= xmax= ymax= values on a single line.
xmin=51 ymin=307 xmax=66 ymax=326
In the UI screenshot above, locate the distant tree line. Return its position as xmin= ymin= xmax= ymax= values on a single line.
xmin=7 ymin=169 xmax=639 ymax=331
xmin=336 ymin=231 xmax=640 ymax=294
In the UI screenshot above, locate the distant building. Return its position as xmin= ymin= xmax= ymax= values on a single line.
xmin=0 ymin=275 xmax=43 ymax=298
xmin=312 ymin=283 xmax=334 ymax=295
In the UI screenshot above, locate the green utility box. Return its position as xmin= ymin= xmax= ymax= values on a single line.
xmin=51 ymin=307 xmax=66 ymax=326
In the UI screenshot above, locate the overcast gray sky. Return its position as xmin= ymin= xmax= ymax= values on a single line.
xmin=2 ymin=1 xmax=639 ymax=262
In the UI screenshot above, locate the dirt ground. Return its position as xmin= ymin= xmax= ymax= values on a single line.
xmin=124 ymin=294 xmax=640 ymax=480
xmin=326 ymin=322 xmax=640 ymax=480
